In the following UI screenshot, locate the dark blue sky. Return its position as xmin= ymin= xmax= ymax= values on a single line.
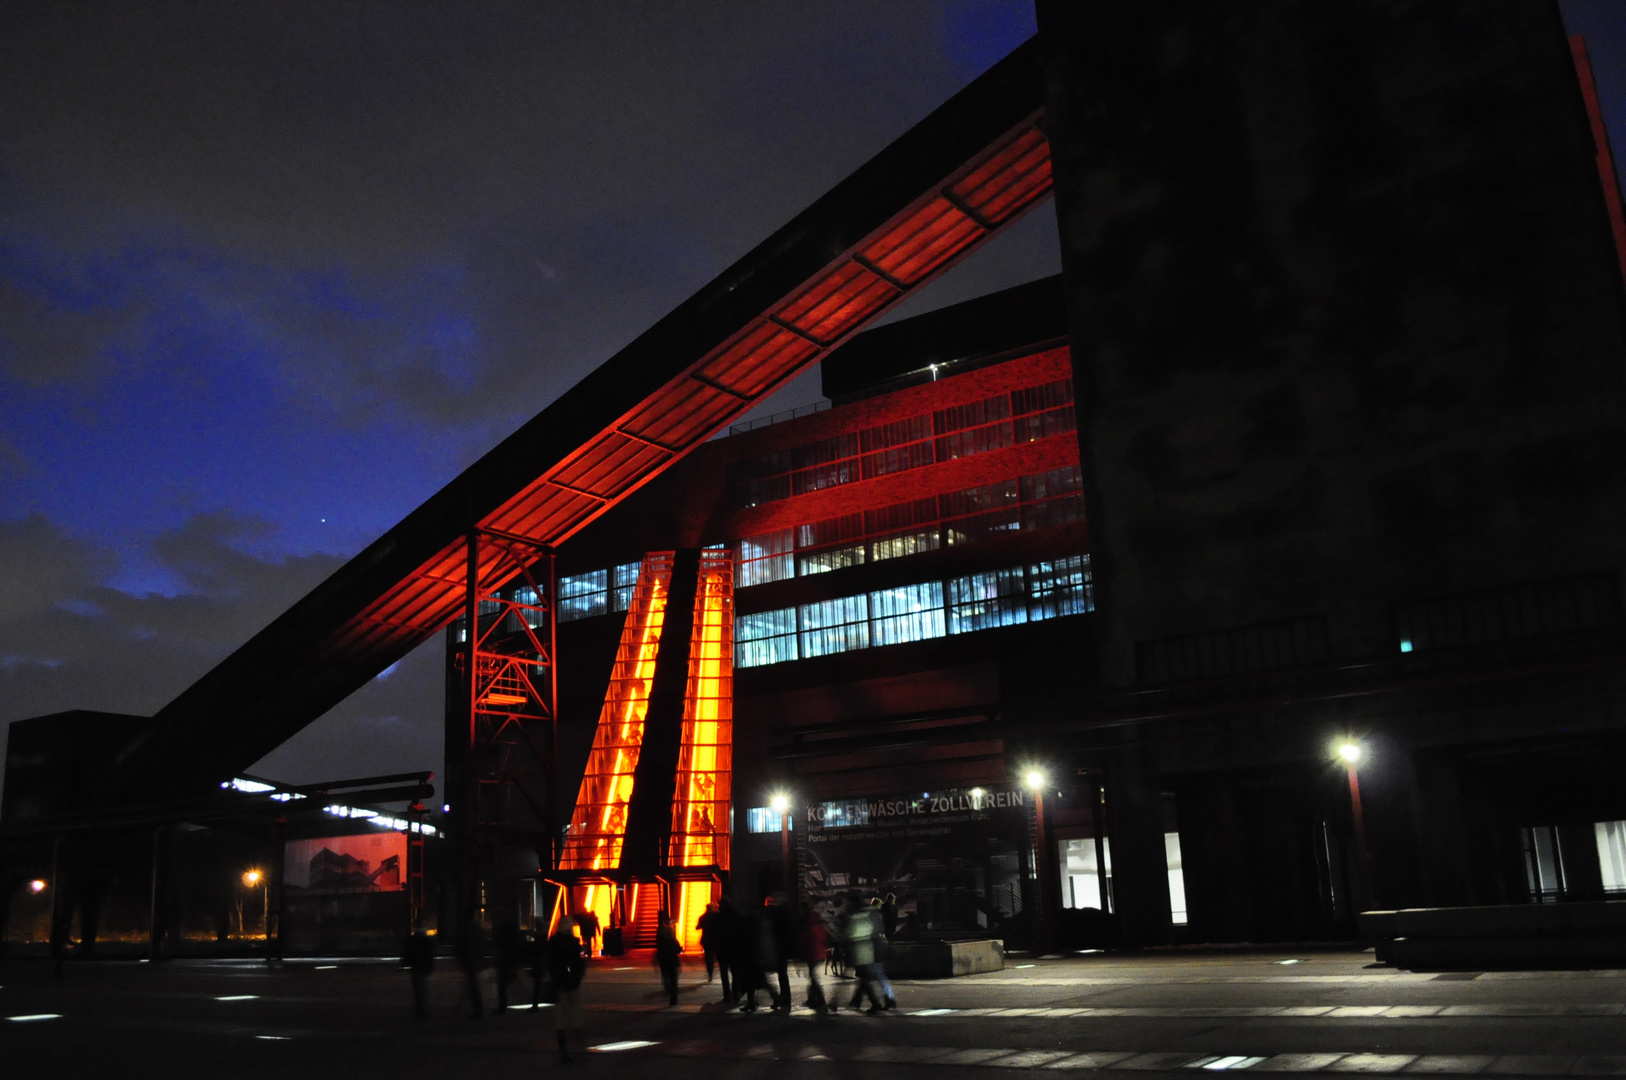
xmin=0 ymin=1 xmax=1053 ymax=784
xmin=0 ymin=2 xmax=1621 ymax=787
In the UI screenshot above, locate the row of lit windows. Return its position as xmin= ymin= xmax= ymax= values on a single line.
xmin=737 ymin=465 xmax=1084 ymax=588
xmin=558 ymin=561 xmax=643 ymax=622
xmin=726 ymin=377 xmax=1076 ymax=509
xmin=734 ymin=555 xmax=1093 ymax=668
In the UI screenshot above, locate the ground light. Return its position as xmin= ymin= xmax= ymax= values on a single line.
xmin=1334 ymin=738 xmax=1376 ymax=907
xmin=28 ymin=879 xmax=46 ymax=893
xmin=1022 ymin=768 xmax=1053 ymax=950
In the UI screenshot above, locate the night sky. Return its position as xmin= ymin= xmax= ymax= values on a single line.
xmin=2 ymin=3 xmax=1623 ymax=793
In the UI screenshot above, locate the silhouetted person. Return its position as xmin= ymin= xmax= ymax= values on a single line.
xmin=403 ymin=924 xmax=435 ymax=1019
xmin=547 ymin=916 xmax=587 ymax=1062
xmin=734 ymin=903 xmax=780 ymax=1013
xmin=696 ymin=901 xmax=721 ymax=984
xmin=456 ymin=915 xmax=486 ymax=1018
xmin=881 ymin=893 xmax=898 ymax=939
xmin=493 ymin=917 xmax=522 ymax=1012
xmin=715 ymin=896 xmax=742 ymax=1003
xmin=654 ymin=909 xmax=682 ymax=1006
xmin=576 ymin=908 xmax=601 ymax=958
xmin=766 ymin=893 xmax=796 ymax=1012
xmin=797 ymin=901 xmax=829 ymax=1013
xmin=869 ymin=895 xmax=897 ymax=1009
xmin=529 ymin=930 xmax=548 ymax=1009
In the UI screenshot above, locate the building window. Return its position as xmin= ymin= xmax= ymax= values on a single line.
xmin=1165 ymin=832 xmax=1188 ymax=926
xmin=734 ymin=555 xmax=1092 ymax=668
xmin=558 ymin=570 xmax=608 ymax=622
xmin=1059 ymin=838 xmax=1112 ymax=911
xmin=1522 ymin=825 xmax=1567 ymax=903
xmin=1598 ymin=821 xmax=1626 ymax=893
xmin=746 ymin=806 xmax=790 ymax=833
xmin=736 ymin=608 xmax=798 ymax=668
xmin=738 ymin=529 xmax=795 ymax=588
xmin=726 ymin=374 xmax=1076 ymax=509
xmin=610 ymin=562 xmax=641 ymax=612
xmin=512 ymin=586 xmax=544 ymax=630
xmin=870 ymin=582 xmax=946 ymax=647
xmin=947 ymin=567 xmax=1028 ymax=633
xmin=800 ymin=595 xmax=870 ymax=658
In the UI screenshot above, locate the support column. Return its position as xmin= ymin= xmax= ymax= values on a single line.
xmin=1104 ymin=741 xmax=1172 ymax=948
xmin=148 ymin=826 xmax=167 ymax=961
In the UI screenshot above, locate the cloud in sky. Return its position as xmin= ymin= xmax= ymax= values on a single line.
xmin=0 ymin=2 xmax=1053 ymax=788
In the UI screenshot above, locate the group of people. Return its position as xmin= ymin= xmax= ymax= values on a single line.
xmin=690 ymin=892 xmax=897 ymax=1015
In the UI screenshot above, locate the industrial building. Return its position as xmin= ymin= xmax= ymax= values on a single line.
xmin=8 ymin=3 xmax=1626 ymax=960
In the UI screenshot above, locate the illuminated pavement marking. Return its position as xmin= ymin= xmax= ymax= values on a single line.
xmin=589 ymin=1001 xmax=1626 ymax=1019
xmin=7 ymin=1013 xmax=63 ymax=1022
xmin=214 ymin=995 xmax=259 ymax=1001
xmin=591 ymin=1040 xmax=1626 ymax=1074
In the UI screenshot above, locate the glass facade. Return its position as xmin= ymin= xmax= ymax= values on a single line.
xmin=735 ymin=555 xmax=1092 ymax=668
xmin=558 ymin=569 xmax=608 ymax=622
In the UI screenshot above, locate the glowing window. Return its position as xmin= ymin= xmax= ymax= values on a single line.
xmin=799 ymin=595 xmax=870 ymax=658
xmin=559 ymin=570 xmax=608 ymax=622
xmin=735 ymin=608 xmax=798 ymax=668
xmin=738 ymin=529 xmax=794 ymax=587
xmin=869 ymin=582 xmax=946 ymax=646
xmin=1028 ymin=555 xmax=1094 ymax=620
xmin=746 ymin=806 xmax=789 ymax=833
xmin=610 ymin=562 xmax=641 ymax=612
xmin=947 ymin=568 xmax=1028 ymax=633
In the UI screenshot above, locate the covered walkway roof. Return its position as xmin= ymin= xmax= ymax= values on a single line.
xmin=110 ymin=38 xmax=1056 ymax=802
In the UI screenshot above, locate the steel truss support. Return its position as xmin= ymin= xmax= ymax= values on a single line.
xmin=451 ymin=529 xmax=558 ymax=931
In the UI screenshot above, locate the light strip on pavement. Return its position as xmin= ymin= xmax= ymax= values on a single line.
xmin=1200 ymin=1057 xmax=1267 ymax=1071
xmin=216 ymin=995 xmax=259 ymax=1001
xmin=256 ymin=1035 xmax=291 ymax=1041
xmin=590 ymin=1041 xmax=658 ymax=1052
xmin=912 ymin=1008 xmax=955 ymax=1016
xmin=8 ymin=1014 xmax=62 ymax=1022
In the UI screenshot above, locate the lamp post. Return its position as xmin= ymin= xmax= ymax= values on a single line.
xmin=1337 ymin=742 xmax=1376 ymax=910
xmin=1024 ymin=769 xmax=1052 ymax=950
xmin=771 ymin=793 xmax=792 ymax=899
xmin=243 ymin=870 xmax=266 ymax=939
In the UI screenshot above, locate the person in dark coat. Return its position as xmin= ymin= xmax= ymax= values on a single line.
xmin=696 ymin=901 xmax=721 ymax=984
xmin=733 ymin=903 xmax=781 ymax=1013
xmin=546 ymin=916 xmax=588 ymax=1061
xmin=797 ymin=901 xmax=828 ymax=1013
xmin=403 ymin=924 xmax=435 ymax=1018
xmin=715 ymin=896 xmax=742 ymax=1003
xmin=575 ymin=908 xmax=601 ymax=958
xmin=654 ymin=909 xmax=682 ymax=1006
xmin=766 ymin=893 xmax=796 ymax=1012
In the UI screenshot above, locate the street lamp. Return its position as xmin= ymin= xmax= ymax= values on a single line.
xmin=1024 ymin=769 xmax=1053 ymax=950
xmin=770 ymin=793 xmax=792 ymax=899
xmin=28 ymin=879 xmax=46 ymax=894
xmin=243 ymin=869 xmax=267 ymax=939
xmin=1334 ymin=741 xmax=1376 ymax=909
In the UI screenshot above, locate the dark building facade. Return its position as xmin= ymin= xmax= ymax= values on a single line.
xmin=516 ymin=2 xmax=1626 ymax=951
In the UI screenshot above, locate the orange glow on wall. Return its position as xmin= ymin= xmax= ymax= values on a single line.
xmin=674 ymin=879 xmax=715 ymax=952
xmin=557 ymin=553 xmax=674 ymax=870
xmin=670 ymin=549 xmax=733 ymax=873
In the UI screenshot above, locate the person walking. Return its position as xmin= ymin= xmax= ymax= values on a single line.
xmin=797 ymin=901 xmax=828 ymax=1013
xmin=716 ymin=896 xmax=743 ymax=1004
xmin=735 ymin=902 xmax=781 ymax=1013
xmin=840 ymin=894 xmax=884 ymax=1014
xmin=869 ymin=895 xmax=897 ymax=1010
xmin=696 ymin=901 xmax=721 ymax=984
xmin=403 ymin=923 xmax=435 ymax=1019
xmin=766 ymin=894 xmax=796 ymax=1012
xmin=546 ymin=916 xmax=588 ymax=1062
xmin=655 ymin=909 xmax=682 ymax=1006
xmin=575 ymin=908 xmax=601 ymax=959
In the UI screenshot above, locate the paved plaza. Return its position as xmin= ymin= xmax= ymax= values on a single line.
xmin=6 ymin=950 xmax=1626 ymax=1078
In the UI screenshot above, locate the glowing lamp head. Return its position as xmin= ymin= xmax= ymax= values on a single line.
xmin=1337 ymin=742 xmax=1363 ymax=765
xmin=242 ymin=870 xmax=262 ymax=887
xmin=1024 ymin=769 xmax=1045 ymax=791
xmin=28 ymin=879 xmax=47 ymax=894
xmin=769 ymin=793 xmax=790 ymax=814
